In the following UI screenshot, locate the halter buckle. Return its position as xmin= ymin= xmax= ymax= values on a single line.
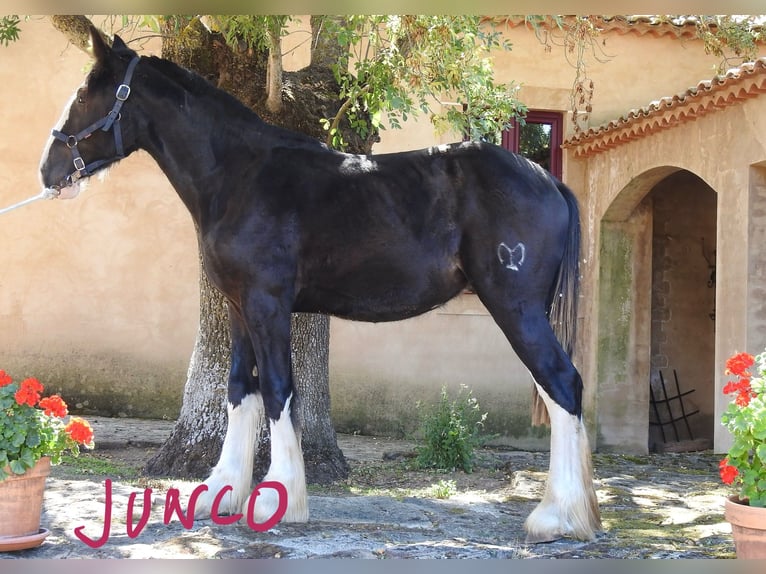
xmin=51 ymin=56 xmax=138 ymax=189
xmin=116 ymin=84 xmax=131 ymax=101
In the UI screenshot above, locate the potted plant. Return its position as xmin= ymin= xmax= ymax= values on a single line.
xmin=719 ymin=351 xmax=766 ymax=559
xmin=0 ymin=369 xmax=94 ymax=551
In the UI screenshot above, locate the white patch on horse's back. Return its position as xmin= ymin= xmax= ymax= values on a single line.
xmin=339 ymin=155 xmax=378 ymax=174
xmin=195 ymin=393 xmax=264 ymax=517
xmin=427 ymin=141 xmax=476 ymax=156
xmin=252 ymin=395 xmax=308 ymax=522
xmin=497 ymin=241 xmax=526 ymax=271
xmin=430 ymin=143 xmax=450 ymax=155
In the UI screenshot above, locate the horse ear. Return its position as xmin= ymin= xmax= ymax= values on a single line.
xmin=111 ymin=34 xmax=130 ymax=54
xmin=89 ymin=25 xmax=110 ymax=65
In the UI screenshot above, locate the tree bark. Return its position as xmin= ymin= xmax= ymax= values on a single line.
xmin=145 ymin=250 xmax=231 ymax=477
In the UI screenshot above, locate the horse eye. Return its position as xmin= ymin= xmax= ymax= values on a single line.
xmin=77 ymin=95 xmax=86 ymax=105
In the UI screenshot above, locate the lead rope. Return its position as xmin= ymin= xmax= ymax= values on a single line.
xmin=0 ymin=188 xmax=60 ymax=216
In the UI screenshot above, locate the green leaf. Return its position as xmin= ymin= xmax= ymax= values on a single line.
xmin=757 ymin=443 xmax=766 ymax=463
xmin=9 ymin=458 xmax=29 ymax=475
xmin=10 ymin=430 xmax=25 ymax=448
xmin=25 ymin=428 xmax=41 ymax=448
xmin=0 ymin=15 xmax=21 ymax=47
xmin=19 ymin=446 xmax=33 ymax=462
xmin=728 ymin=438 xmax=749 ymax=459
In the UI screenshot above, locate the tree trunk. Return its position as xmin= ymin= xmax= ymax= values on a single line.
xmin=290 ymin=314 xmax=348 ymax=481
xmin=145 ymin=250 xmax=230 ymax=476
xmin=144 ymin=17 xmax=356 ymax=483
xmin=265 ymin=23 xmax=283 ymax=114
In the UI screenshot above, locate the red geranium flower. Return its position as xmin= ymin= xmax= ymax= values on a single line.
xmin=38 ymin=395 xmax=69 ymax=418
xmin=719 ymin=458 xmax=739 ymax=485
xmin=723 ymin=378 xmax=751 ymax=395
xmin=65 ymin=417 xmax=94 ymax=445
xmin=735 ymin=390 xmax=753 ymax=407
xmin=0 ymin=369 xmax=95 ymax=480
xmin=725 ymin=352 xmax=755 ymax=377
xmin=14 ymin=377 xmax=44 ymax=407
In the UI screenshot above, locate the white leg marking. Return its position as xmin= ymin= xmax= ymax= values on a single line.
xmin=524 ymin=383 xmax=601 ymax=543
xmin=497 ymin=241 xmax=526 ymax=271
xmin=195 ymin=393 xmax=264 ymax=518
xmin=251 ymin=394 xmax=308 ymax=523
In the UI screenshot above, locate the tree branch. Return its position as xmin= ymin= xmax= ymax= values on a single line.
xmin=326 ymin=84 xmax=370 ymax=147
xmin=265 ymin=22 xmax=283 ymax=113
xmin=50 ymin=15 xmax=109 ymax=53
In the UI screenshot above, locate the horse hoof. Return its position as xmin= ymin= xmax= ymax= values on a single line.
xmin=193 ymin=475 xmax=249 ymax=519
xmin=524 ymin=530 xmax=563 ymax=544
xmin=524 ymin=499 xmax=600 ymax=544
xmin=249 ymin=482 xmax=308 ymax=524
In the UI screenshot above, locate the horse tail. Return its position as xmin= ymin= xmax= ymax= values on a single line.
xmin=531 ymin=179 xmax=582 ymax=427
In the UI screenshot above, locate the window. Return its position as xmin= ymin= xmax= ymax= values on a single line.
xmin=501 ymin=110 xmax=563 ymax=180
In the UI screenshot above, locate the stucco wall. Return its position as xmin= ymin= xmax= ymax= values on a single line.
xmin=3 ymin=16 xmax=766 ymax=453
xmin=330 ymin=295 xmax=549 ymax=447
xmin=0 ymin=18 xmax=198 ymax=418
xmin=576 ymin=96 xmax=766 ymax=452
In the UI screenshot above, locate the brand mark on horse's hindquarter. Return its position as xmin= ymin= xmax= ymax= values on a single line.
xmin=497 ymin=242 xmax=526 ymax=271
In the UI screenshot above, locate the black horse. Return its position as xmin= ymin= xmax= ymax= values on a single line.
xmin=40 ymin=27 xmax=601 ymax=543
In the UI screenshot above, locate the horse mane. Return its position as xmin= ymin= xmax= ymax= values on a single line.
xmin=142 ymin=56 xmax=328 ymax=151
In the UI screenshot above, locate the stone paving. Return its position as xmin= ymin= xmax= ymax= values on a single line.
xmin=1 ymin=417 xmax=736 ymax=559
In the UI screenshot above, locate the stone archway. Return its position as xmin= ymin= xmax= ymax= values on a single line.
xmin=595 ymin=166 xmax=717 ymax=453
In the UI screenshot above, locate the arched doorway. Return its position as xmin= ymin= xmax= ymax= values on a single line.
xmin=595 ymin=167 xmax=717 ymax=453
xmin=648 ymin=170 xmax=717 ymax=451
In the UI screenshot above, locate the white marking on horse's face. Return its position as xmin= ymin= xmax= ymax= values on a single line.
xmin=339 ymin=155 xmax=378 ymax=175
xmin=497 ymin=241 xmax=526 ymax=271
xmin=39 ymin=84 xmax=85 ymax=199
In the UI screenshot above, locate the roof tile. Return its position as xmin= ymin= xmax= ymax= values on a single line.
xmin=563 ymin=57 xmax=766 ymax=157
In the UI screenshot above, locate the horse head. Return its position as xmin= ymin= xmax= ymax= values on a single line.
xmin=39 ymin=26 xmax=140 ymax=199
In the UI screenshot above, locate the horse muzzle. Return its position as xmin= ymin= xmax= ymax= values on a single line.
xmin=53 ymin=180 xmax=82 ymax=200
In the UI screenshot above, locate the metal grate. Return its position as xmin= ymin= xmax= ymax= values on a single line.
xmin=649 ymin=369 xmax=699 ymax=443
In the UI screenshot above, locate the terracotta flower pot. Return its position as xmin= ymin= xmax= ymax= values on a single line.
xmin=724 ymin=495 xmax=766 ymax=559
xmin=0 ymin=456 xmax=51 ymax=552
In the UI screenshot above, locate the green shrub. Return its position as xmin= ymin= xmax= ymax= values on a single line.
xmin=414 ymin=385 xmax=487 ymax=473
xmin=428 ymin=479 xmax=457 ymax=499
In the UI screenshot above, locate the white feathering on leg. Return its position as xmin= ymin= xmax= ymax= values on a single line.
xmin=195 ymin=393 xmax=264 ymax=518
xmin=524 ymin=383 xmax=601 ymax=543
xmin=251 ymin=394 xmax=308 ymax=523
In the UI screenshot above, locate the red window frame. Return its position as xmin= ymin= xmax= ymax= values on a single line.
xmin=501 ymin=110 xmax=563 ymax=180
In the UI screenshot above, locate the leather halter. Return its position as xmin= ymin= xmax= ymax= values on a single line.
xmin=50 ymin=56 xmax=140 ymax=190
